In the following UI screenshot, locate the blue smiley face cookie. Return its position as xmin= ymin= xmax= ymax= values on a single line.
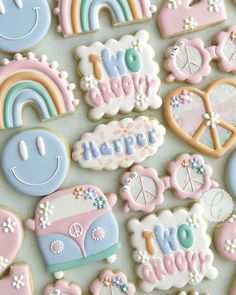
xmin=1 ymin=128 xmax=70 ymax=197
xmin=0 ymin=0 xmax=51 ymax=53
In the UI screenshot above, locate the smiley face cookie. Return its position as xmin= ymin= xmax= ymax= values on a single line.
xmin=1 ymin=128 xmax=70 ymax=197
xmin=0 ymin=0 xmax=51 ymax=53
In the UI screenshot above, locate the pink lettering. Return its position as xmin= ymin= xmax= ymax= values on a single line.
xmin=142 ymin=264 xmax=158 ymax=283
xmin=133 ymin=74 xmax=145 ymax=94
xmin=98 ymin=81 xmax=114 ymax=103
xmin=110 ymin=78 xmax=124 ymax=97
xmin=185 ymin=250 xmax=198 ymax=272
xmin=163 ymin=255 xmax=177 ymax=275
xmin=198 ymin=251 xmax=211 ymax=273
xmin=151 ymin=258 xmax=167 ymax=281
xmin=122 ymin=75 xmax=134 ymax=96
xmin=89 ymin=89 xmax=104 ymax=107
xmin=146 ymin=75 xmax=158 ymax=96
xmin=175 ymin=252 xmax=187 ymax=272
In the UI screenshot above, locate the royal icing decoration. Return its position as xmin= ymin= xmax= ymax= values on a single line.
xmin=175 ymin=292 xmax=210 ymax=295
xmin=128 ymin=203 xmax=218 ymax=291
xmin=43 ymin=279 xmax=81 ymax=295
xmin=54 ymin=0 xmax=157 ymax=37
xmin=75 ymin=30 xmax=162 ymax=120
xmin=25 ymin=185 xmax=121 ymax=276
xmin=0 ymin=0 xmax=51 ymax=53
xmin=157 ymin=0 xmax=226 ymax=39
xmin=1 ymin=128 xmax=70 ymax=197
xmin=164 ymin=79 xmax=236 ymax=158
xmin=0 ymin=53 xmax=78 ymax=130
xmin=90 ymin=270 xmax=136 ymax=295
xmin=225 ymin=149 xmax=236 ymax=198
xmin=200 ymin=188 xmax=234 ymax=223
xmin=72 ymin=116 xmax=166 ymax=171
xmin=214 ymin=213 xmax=236 ymax=261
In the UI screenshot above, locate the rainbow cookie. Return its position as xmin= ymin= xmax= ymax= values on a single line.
xmin=25 ymin=185 xmax=121 ymax=279
xmin=72 ymin=116 xmax=166 ymax=171
xmin=0 ymin=53 xmax=79 ymax=130
xmin=75 ymin=30 xmax=162 ymax=120
xmin=54 ymin=0 xmax=157 ymax=37
xmin=90 ymin=269 xmax=136 ymax=295
xmin=0 ymin=0 xmax=51 ymax=53
xmin=157 ymin=0 xmax=226 ymax=39
xmin=43 ymin=279 xmax=81 ymax=295
xmin=128 ymin=203 xmax=218 ymax=291
xmin=164 ymin=79 xmax=236 ymax=158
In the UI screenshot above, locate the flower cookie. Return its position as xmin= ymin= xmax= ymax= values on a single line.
xmin=0 ymin=53 xmax=78 ymax=130
xmin=175 ymin=292 xmax=210 ymax=295
xmin=72 ymin=116 xmax=166 ymax=171
xmin=225 ymin=149 xmax=236 ymax=198
xmin=128 ymin=203 xmax=218 ymax=291
xmin=75 ymin=30 xmax=162 ymax=120
xmin=90 ymin=270 xmax=136 ymax=295
xmin=1 ymin=128 xmax=70 ymax=197
xmin=54 ymin=0 xmax=157 ymax=37
xmin=25 ymin=185 xmax=121 ymax=279
xmin=164 ymin=79 xmax=236 ymax=158
xmin=214 ymin=213 xmax=236 ymax=261
xmin=0 ymin=0 xmax=51 ymax=53
xmin=43 ymin=279 xmax=81 ymax=295
xmin=157 ymin=0 xmax=226 ymax=39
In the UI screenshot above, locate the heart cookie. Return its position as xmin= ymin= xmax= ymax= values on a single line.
xmin=164 ymin=78 xmax=236 ymax=158
xmin=0 ymin=207 xmax=23 ymax=276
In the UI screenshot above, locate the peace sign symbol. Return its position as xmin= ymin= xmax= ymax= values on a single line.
xmin=68 ymin=223 xmax=83 ymax=238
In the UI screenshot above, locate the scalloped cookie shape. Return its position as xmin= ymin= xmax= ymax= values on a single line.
xmin=164 ymin=78 xmax=236 ymax=158
xmin=43 ymin=279 xmax=81 ymax=295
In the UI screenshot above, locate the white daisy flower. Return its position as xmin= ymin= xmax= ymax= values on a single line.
xmin=0 ymin=256 xmax=8 ymax=269
xmin=135 ymin=94 xmax=148 ymax=108
xmin=39 ymin=201 xmax=54 ymax=217
xmin=84 ymin=75 xmax=97 ymax=89
xmin=136 ymin=250 xmax=150 ymax=264
xmin=203 ymin=112 xmax=220 ymax=128
xmin=208 ymin=0 xmax=222 ymax=12
xmin=2 ymin=217 xmax=16 ymax=233
xmin=39 ymin=217 xmax=51 ymax=229
xmin=189 ymin=271 xmax=201 ymax=284
xmin=12 ymin=275 xmax=25 ymax=289
xmin=187 ymin=214 xmax=200 ymax=228
xmin=225 ymin=239 xmax=236 ymax=254
xmin=184 ymin=17 xmax=198 ymax=30
xmin=132 ymin=39 xmax=143 ymax=52
xmin=167 ymin=0 xmax=182 ymax=9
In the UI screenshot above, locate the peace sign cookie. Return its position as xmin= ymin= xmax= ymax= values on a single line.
xmin=164 ymin=78 xmax=236 ymax=158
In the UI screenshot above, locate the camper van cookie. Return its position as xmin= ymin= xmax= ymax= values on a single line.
xmin=72 ymin=116 xmax=166 ymax=171
xmin=75 ymin=30 xmax=162 ymax=120
xmin=128 ymin=203 xmax=218 ymax=292
xmin=1 ymin=128 xmax=70 ymax=197
xmin=54 ymin=1 xmax=157 ymax=37
xmin=225 ymin=149 xmax=236 ymax=198
xmin=157 ymin=0 xmax=226 ymax=39
xmin=214 ymin=213 xmax=236 ymax=261
xmin=43 ymin=279 xmax=81 ymax=295
xmin=164 ymin=79 xmax=236 ymax=158
xmin=90 ymin=270 xmax=136 ymax=295
xmin=0 ymin=207 xmax=23 ymax=276
xmin=0 ymin=0 xmax=51 ymax=53
xmin=0 ymin=53 xmax=78 ymax=130
xmin=25 ymin=185 xmax=121 ymax=278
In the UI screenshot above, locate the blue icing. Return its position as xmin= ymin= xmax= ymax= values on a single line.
xmin=0 ymin=0 xmax=51 ymax=53
xmin=154 ymin=224 xmax=179 ymax=255
xmin=1 ymin=128 xmax=70 ymax=197
xmin=226 ymin=149 xmax=236 ymax=198
xmin=102 ymin=48 xmax=126 ymax=78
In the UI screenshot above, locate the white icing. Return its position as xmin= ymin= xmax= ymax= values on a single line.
xmin=37 ymin=136 xmax=46 ymax=156
xmin=0 ymin=0 xmax=5 ymax=14
xmin=18 ymin=140 xmax=28 ymax=161
xmin=184 ymin=17 xmax=198 ymax=30
xmin=2 ymin=217 xmax=16 ymax=233
xmin=15 ymin=0 xmax=23 ymax=8
xmin=0 ymin=256 xmax=8 ymax=269
xmin=12 ymin=275 xmax=25 ymax=289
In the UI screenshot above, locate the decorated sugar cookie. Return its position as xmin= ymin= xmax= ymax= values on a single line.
xmin=225 ymin=149 xmax=236 ymax=198
xmin=175 ymin=292 xmax=210 ymax=295
xmin=164 ymin=79 xmax=236 ymax=158
xmin=0 ymin=53 xmax=78 ymax=130
xmin=90 ymin=270 xmax=136 ymax=295
xmin=214 ymin=213 xmax=236 ymax=261
xmin=157 ymin=0 xmax=226 ymax=39
xmin=43 ymin=279 xmax=81 ymax=295
xmin=25 ymin=185 xmax=121 ymax=278
xmin=1 ymin=128 xmax=70 ymax=197
xmin=72 ymin=116 xmax=166 ymax=170
xmin=0 ymin=0 xmax=51 ymax=53
xmin=75 ymin=30 xmax=162 ymax=120
xmin=231 ymin=277 xmax=236 ymax=295
xmin=54 ymin=0 xmax=157 ymax=37
xmin=128 ymin=203 xmax=218 ymax=292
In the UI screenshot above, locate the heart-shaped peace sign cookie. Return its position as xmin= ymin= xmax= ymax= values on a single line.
xmin=0 ymin=207 xmax=23 ymax=276
xmin=164 ymin=78 xmax=236 ymax=158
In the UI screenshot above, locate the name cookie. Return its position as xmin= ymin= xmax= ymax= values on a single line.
xmin=164 ymin=79 xmax=236 ymax=158
xmin=0 ymin=53 xmax=78 ymax=130
xmin=0 ymin=0 xmax=51 ymax=53
xmin=157 ymin=0 xmax=226 ymax=39
xmin=128 ymin=203 xmax=218 ymax=291
xmin=43 ymin=279 xmax=81 ymax=295
xmin=1 ymin=128 xmax=70 ymax=197
xmin=25 ymin=185 xmax=120 ymax=278
xmin=75 ymin=30 xmax=161 ymax=120
xmin=90 ymin=270 xmax=136 ymax=295
xmin=54 ymin=0 xmax=157 ymax=37
xmin=225 ymin=149 xmax=236 ymax=198
xmin=72 ymin=116 xmax=166 ymax=170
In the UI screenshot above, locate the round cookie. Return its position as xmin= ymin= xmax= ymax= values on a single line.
xmin=225 ymin=149 xmax=236 ymax=198
xmin=0 ymin=0 xmax=51 ymax=53
xmin=1 ymin=128 xmax=70 ymax=197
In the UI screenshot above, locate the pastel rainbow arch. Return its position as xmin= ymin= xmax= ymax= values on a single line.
xmin=0 ymin=52 xmax=79 ymax=130
xmin=54 ymin=0 xmax=157 ymax=37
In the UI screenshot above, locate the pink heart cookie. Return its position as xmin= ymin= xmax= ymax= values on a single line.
xmin=0 ymin=207 xmax=23 ymax=276
xmin=43 ymin=279 xmax=81 ymax=295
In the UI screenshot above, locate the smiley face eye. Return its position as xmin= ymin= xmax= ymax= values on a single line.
xmin=14 ymin=0 xmax=23 ymax=9
xmin=0 ymin=0 xmax=23 ymax=14
xmin=36 ymin=136 xmax=46 ymax=156
xmin=18 ymin=140 xmax=28 ymax=161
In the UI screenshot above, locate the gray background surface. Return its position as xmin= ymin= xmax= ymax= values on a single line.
xmin=0 ymin=1 xmax=236 ymax=294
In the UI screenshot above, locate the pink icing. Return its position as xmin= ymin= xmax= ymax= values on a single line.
xmin=43 ymin=279 xmax=81 ymax=295
xmin=59 ymin=0 xmax=73 ymax=35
